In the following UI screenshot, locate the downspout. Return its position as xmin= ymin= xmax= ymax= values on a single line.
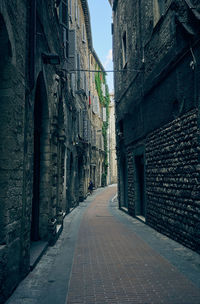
xmin=29 ymin=0 xmax=36 ymax=91
xmin=138 ymin=0 xmax=145 ymax=98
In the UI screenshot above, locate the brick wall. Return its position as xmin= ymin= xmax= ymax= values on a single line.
xmin=146 ymin=109 xmax=200 ymax=253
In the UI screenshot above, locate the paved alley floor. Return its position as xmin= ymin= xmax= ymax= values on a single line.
xmin=6 ymin=185 xmax=200 ymax=304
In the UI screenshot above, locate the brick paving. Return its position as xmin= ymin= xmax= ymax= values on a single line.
xmin=66 ymin=186 xmax=200 ymax=304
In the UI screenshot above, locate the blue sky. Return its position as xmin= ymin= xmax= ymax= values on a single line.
xmin=87 ymin=0 xmax=114 ymax=92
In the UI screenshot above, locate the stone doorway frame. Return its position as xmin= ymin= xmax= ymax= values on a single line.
xmin=133 ymin=146 xmax=146 ymax=222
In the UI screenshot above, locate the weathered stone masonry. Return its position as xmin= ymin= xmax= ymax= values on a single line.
xmin=125 ymin=109 xmax=200 ymax=253
xmin=111 ymin=0 xmax=200 ymax=256
xmin=0 ymin=1 xmax=27 ymax=302
xmin=146 ymin=109 xmax=200 ymax=253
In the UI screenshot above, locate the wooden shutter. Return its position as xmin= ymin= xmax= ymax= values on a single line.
xmin=75 ymin=0 xmax=78 ymax=20
xmin=101 ymin=83 xmax=106 ymax=97
xmin=103 ymin=107 xmax=107 ymax=122
xmin=77 ymin=53 xmax=80 ymax=89
xmin=70 ymin=73 xmax=76 ymax=96
xmin=83 ymin=111 xmax=88 ymax=141
xmin=63 ymin=27 xmax=69 ymax=59
xmin=93 ymin=96 xmax=100 ymax=115
xmin=68 ymin=30 xmax=76 ymax=71
xmin=80 ymin=71 xmax=84 ymax=90
xmin=59 ymin=0 xmax=68 ymax=27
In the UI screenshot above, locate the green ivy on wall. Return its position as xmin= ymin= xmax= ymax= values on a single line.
xmin=95 ymin=68 xmax=110 ymax=186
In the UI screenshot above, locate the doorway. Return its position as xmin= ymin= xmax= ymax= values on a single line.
xmin=31 ymin=73 xmax=49 ymax=241
xmin=135 ymin=154 xmax=146 ymax=219
xmin=120 ymin=156 xmax=128 ymax=209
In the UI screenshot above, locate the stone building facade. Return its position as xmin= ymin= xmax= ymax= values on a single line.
xmin=107 ymin=94 xmax=117 ymax=184
xmin=0 ymin=0 xmax=107 ymax=302
xmin=0 ymin=1 xmax=67 ymax=301
xmin=89 ymin=50 xmax=106 ymax=188
xmin=66 ymin=0 xmax=106 ymax=199
xmin=111 ymin=0 xmax=200 ymax=253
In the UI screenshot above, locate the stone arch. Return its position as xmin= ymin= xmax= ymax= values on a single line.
xmin=31 ymin=72 xmax=50 ymax=241
xmin=0 ymin=14 xmax=16 ymax=245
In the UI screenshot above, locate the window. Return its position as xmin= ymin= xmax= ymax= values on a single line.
xmin=82 ymin=24 xmax=86 ymax=43
xmin=153 ymin=0 xmax=164 ymax=26
xmin=78 ymin=110 xmax=83 ymax=138
xmin=77 ymin=5 xmax=80 ymax=27
xmin=68 ymin=30 xmax=76 ymax=71
xmin=75 ymin=0 xmax=78 ymax=20
xmin=59 ymin=0 xmax=68 ymax=27
xmin=71 ymin=73 xmax=76 ymax=96
xmin=122 ymin=31 xmax=127 ymax=68
xmin=103 ymin=107 xmax=107 ymax=122
xmin=63 ymin=27 xmax=69 ymax=59
xmin=93 ymin=96 xmax=100 ymax=115
xmin=59 ymin=0 xmax=69 ymax=60
xmin=77 ymin=53 xmax=80 ymax=88
xmin=69 ymin=0 xmax=73 ymax=22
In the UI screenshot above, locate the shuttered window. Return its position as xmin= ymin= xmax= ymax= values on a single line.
xmin=75 ymin=0 xmax=78 ymax=20
xmin=59 ymin=0 xmax=68 ymax=27
xmin=69 ymin=0 xmax=73 ymax=21
xmin=63 ymin=27 xmax=69 ymax=59
xmin=82 ymin=24 xmax=86 ymax=43
xmin=93 ymin=96 xmax=100 ymax=115
xmin=71 ymin=73 xmax=76 ymax=96
xmin=101 ymin=83 xmax=106 ymax=97
xmin=68 ymin=30 xmax=76 ymax=71
xmin=103 ymin=107 xmax=107 ymax=122
xmin=77 ymin=53 xmax=80 ymax=89
xmin=59 ymin=1 xmax=69 ymax=60
xmin=77 ymin=5 xmax=80 ymax=27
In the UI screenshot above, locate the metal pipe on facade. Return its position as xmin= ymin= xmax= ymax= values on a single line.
xmin=29 ymin=0 xmax=36 ymax=90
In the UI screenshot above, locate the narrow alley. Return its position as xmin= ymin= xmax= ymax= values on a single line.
xmin=1 ymin=1 xmax=200 ymax=303
xmin=6 ymin=186 xmax=200 ymax=304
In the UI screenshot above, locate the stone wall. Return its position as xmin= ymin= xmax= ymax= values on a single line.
xmin=0 ymin=0 xmax=68 ymax=301
xmin=146 ymin=109 xmax=200 ymax=253
xmin=0 ymin=1 xmax=27 ymax=301
xmin=127 ymin=147 xmax=135 ymax=216
xmin=123 ymin=109 xmax=200 ymax=252
xmin=113 ymin=0 xmax=200 ymax=254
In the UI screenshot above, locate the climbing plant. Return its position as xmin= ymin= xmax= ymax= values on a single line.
xmin=95 ymin=67 xmax=110 ymax=186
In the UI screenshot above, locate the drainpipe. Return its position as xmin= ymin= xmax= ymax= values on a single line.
xmin=29 ymin=0 xmax=36 ymax=90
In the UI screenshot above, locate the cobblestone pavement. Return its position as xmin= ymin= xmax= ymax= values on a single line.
xmin=6 ymin=185 xmax=200 ymax=304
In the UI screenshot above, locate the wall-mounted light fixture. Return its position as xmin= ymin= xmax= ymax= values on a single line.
xmin=42 ymin=53 xmax=60 ymax=65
